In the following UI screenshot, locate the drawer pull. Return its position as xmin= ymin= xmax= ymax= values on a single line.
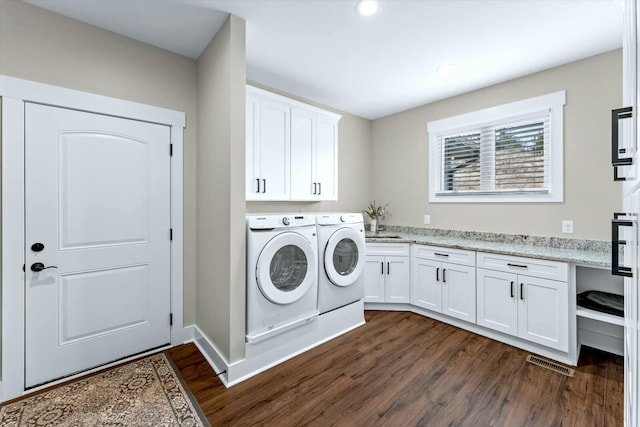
xmin=520 ymin=283 xmax=524 ymax=300
xmin=434 ymin=252 xmax=449 ymax=257
xmin=442 ymin=268 xmax=446 ymax=283
xmin=381 ymin=262 xmax=384 ymax=275
xmin=507 ymin=263 xmax=528 ymax=269
xmin=387 ymin=262 xmax=390 ymax=275
xmin=510 ymin=281 xmax=514 ymax=298
xmin=436 ymin=267 xmax=440 ymax=282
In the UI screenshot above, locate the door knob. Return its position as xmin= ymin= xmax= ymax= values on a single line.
xmin=31 ymin=262 xmax=57 ymax=272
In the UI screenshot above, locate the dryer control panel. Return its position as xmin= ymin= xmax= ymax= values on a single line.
xmin=317 ymin=212 xmax=363 ymax=225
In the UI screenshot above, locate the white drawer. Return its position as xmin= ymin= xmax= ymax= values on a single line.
xmin=412 ymin=244 xmax=476 ymax=267
xmin=365 ymin=242 xmax=410 ymax=256
xmin=477 ymin=252 xmax=568 ymax=282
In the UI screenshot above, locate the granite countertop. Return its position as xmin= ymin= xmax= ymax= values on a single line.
xmin=365 ymin=229 xmax=611 ymax=268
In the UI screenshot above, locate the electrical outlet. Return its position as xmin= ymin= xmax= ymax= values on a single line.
xmin=424 ymin=215 xmax=431 ymax=225
xmin=562 ymin=220 xmax=574 ymax=234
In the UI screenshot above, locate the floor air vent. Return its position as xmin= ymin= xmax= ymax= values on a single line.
xmin=526 ymin=355 xmax=575 ymax=377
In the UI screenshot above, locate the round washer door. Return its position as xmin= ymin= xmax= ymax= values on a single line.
xmin=256 ymin=232 xmax=317 ymax=304
xmin=324 ymin=227 xmax=365 ymax=287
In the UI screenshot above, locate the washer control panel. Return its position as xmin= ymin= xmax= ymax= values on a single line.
xmin=247 ymin=214 xmax=315 ymax=230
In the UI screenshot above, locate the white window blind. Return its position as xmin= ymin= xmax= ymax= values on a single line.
xmin=435 ymin=112 xmax=550 ymax=196
xmin=428 ymin=91 xmax=564 ymax=203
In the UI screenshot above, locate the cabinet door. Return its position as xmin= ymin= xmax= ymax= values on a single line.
xmin=385 ymin=257 xmax=410 ymax=303
xmin=476 ymin=268 xmax=518 ymax=336
xmin=290 ymin=108 xmax=315 ymax=201
xmin=315 ymin=115 xmax=338 ymax=201
xmin=259 ymin=98 xmax=290 ymax=200
xmin=441 ymin=263 xmax=476 ymax=323
xmin=362 ymin=256 xmax=385 ymax=303
xmin=411 ymin=258 xmax=441 ymax=312
xmin=246 ymin=94 xmax=261 ymax=200
xmin=518 ymin=275 xmax=568 ymax=352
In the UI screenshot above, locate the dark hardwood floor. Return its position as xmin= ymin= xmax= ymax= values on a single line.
xmin=169 ymin=310 xmax=624 ymax=427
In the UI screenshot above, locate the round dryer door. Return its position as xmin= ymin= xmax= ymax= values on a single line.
xmin=256 ymin=232 xmax=317 ymax=304
xmin=324 ymin=228 xmax=365 ymax=287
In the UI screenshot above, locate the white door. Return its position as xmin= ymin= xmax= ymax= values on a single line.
xmin=246 ymin=94 xmax=261 ymax=199
xmin=441 ymin=262 xmax=476 ymax=323
xmin=362 ymin=256 xmax=385 ymax=303
xmin=25 ymin=103 xmax=171 ymax=388
xmin=411 ymin=258 xmax=442 ymax=312
xmin=623 ymin=190 xmax=640 ymax=427
xmin=315 ymin=115 xmax=338 ymax=201
xmin=290 ymin=107 xmax=315 ymax=200
xmin=385 ymin=257 xmax=411 ymax=303
xmin=517 ymin=275 xmax=569 ymax=352
xmin=259 ymin=98 xmax=290 ymax=200
xmin=476 ymin=268 xmax=518 ymax=336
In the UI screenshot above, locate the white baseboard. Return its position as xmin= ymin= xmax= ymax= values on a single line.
xmin=192 ymin=327 xmax=230 ymax=387
xmin=187 ymin=301 xmax=365 ymax=389
xmin=365 ymin=302 xmax=576 ymax=366
xmin=182 ymin=324 xmax=195 ymax=343
xmin=227 ymin=300 xmax=365 ymax=386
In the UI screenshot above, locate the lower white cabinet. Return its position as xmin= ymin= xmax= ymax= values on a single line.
xmin=362 ymin=243 xmax=410 ymax=303
xmin=364 ymin=243 xmax=571 ymax=354
xmin=411 ymin=245 xmax=476 ymax=323
xmin=476 ymin=269 xmax=518 ymax=335
xmin=476 ymin=253 xmax=569 ymax=352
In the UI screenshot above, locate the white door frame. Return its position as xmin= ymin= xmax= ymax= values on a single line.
xmin=0 ymin=75 xmax=185 ymax=402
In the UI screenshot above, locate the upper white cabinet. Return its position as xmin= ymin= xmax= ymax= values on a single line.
xmin=246 ymin=86 xmax=340 ymax=201
xmin=246 ymin=94 xmax=290 ymax=200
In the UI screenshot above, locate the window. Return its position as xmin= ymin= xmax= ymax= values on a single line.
xmin=428 ymin=91 xmax=565 ymax=203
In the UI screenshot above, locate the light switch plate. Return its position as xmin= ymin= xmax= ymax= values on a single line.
xmin=424 ymin=215 xmax=431 ymax=225
xmin=562 ymin=220 xmax=574 ymax=234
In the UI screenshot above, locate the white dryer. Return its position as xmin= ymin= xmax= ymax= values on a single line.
xmin=246 ymin=214 xmax=319 ymax=344
xmin=316 ymin=213 xmax=366 ymax=314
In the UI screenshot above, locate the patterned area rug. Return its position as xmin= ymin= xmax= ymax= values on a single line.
xmin=0 ymin=352 xmax=209 ymax=427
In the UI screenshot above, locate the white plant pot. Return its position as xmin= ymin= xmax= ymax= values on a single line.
xmin=370 ymin=219 xmax=377 ymax=233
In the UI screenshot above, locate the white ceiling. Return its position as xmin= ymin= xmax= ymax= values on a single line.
xmin=25 ymin=0 xmax=623 ymax=119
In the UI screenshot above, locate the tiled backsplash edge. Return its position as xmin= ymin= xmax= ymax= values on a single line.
xmin=385 ymin=225 xmax=611 ymax=252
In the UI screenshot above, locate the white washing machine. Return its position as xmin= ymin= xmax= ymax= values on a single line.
xmin=316 ymin=213 xmax=366 ymax=314
xmin=246 ymin=214 xmax=319 ymax=344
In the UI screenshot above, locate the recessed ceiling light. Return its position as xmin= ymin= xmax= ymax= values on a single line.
xmin=436 ymin=64 xmax=458 ymax=75
xmin=355 ymin=0 xmax=378 ymax=17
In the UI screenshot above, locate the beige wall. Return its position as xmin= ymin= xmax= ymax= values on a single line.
xmin=371 ymin=50 xmax=622 ymax=240
xmin=0 ymin=0 xmax=198 ymax=341
xmin=246 ymin=82 xmax=373 ymax=215
xmin=196 ymin=15 xmax=247 ymax=363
